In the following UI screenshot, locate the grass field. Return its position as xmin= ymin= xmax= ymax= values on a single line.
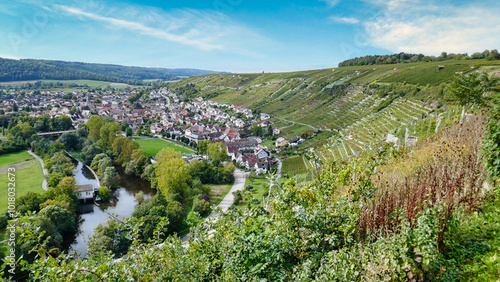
xmin=0 ymin=154 xmax=45 ymax=212
xmin=233 ymin=177 xmax=269 ymax=209
xmin=0 ymin=151 xmax=33 ymax=166
xmin=208 ymin=183 xmax=233 ymax=206
xmin=135 ymin=138 xmax=195 ymax=156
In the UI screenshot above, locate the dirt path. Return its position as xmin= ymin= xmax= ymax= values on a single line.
xmin=0 ymin=160 xmax=33 ymax=174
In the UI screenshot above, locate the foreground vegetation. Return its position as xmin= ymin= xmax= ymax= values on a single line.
xmin=6 ymin=110 xmax=500 ymax=280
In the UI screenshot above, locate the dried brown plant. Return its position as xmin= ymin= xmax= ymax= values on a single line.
xmin=358 ymin=115 xmax=488 ymax=250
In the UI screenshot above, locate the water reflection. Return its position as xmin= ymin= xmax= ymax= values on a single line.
xmin=66 ymin=160 xmax=155 ymax=257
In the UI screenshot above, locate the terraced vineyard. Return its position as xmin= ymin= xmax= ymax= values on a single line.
xmin=170 ymin=58 xmax=500 ymax=163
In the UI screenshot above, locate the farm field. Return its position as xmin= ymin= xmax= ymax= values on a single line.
xmin=135 ymin=138 xmax=195 ymax=156
xmin=0 ymin=151 xmax=44 ymax=212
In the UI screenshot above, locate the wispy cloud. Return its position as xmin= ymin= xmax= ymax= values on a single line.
xmin=320 ymin=0 xmax=341 ymax=7
xmin=361 ymin=1 xmax=500 ymax=55
xmin=55 ymin=5 xmax=224 ymax=51
xmin=329 ymin=16 xmax=359 ymax=24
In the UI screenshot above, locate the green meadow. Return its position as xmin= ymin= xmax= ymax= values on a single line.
xmin=135 ymin=138 xmax=195 ymax=156
xmin=0 ymin=151 xmax=44 ymax=212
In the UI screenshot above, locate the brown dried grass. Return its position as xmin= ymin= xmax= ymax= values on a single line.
xmin=358 ymin=115 xmax=488 ymax=250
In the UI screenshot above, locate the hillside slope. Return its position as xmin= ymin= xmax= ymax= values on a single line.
xmin=0 ymin=57 xmax=222 ymax=83
xmin=170 ymin=59 xmax=500 ymax=158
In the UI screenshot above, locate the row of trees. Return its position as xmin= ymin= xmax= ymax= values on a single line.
xmin=0 ymin=114 xmax=73 ymax=154
xmin=338 ymin=50 xmax=500 ymax=67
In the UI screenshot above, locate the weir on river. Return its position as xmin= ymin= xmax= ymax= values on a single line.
xmin=62 ymin=158 xmax=155 ymax=257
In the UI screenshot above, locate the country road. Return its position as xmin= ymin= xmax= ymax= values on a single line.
xmin=181 ymin=168 xmax=248 ymax=242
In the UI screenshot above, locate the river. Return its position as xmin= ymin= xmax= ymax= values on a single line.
xmin=64 ymin=161 xmax=156 ymax=257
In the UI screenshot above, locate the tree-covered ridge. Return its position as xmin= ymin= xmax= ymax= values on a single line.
xmin=338 ymin=50 xmax=500 ymax=67
xmin=0 ymin=57 xmax=220 ymax=83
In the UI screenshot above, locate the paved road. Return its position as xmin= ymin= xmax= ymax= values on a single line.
xmin=181 ymin=168 xmax=248 ymax=242
xmin=276 ymin=158 xmax=282 ymax=175
xmin=27 ymin=150 xmax=48 ymax=191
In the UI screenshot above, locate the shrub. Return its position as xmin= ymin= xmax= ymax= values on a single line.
xmin=193 ymin=198 xmax=210 ymax=216
xmin=99 ymin=186 xmax=112 ymax=201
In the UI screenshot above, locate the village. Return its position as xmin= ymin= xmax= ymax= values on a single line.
xmin=0 ymin=86 xmax=305 ymax=174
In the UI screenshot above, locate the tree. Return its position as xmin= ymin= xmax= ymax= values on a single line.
xmin=91 ymin=153 xmax=109 ymax=170
xmin=197 ymin=140 xmax=210 ymax=155
xmin=52 ymin=115 xmax=73 ymax=131
xmin=102 ymin=166 xmax=120 ymax=187
xmin=447 ymin=72 xmax=499 ymax=122
xmin=98 ymin=157 xmax=113 ymax=175
xmin=207 ymin=142 xmax=228 ymax=163
xmin=156 ymin=148 xmax=191 ymax=200
xmin=87 ymin=116 xmax=105 ymax=142
xmin=126 ymin=127 xmax=133 ymax=137
xmin=112 ymin=136 xmax=140 ymax=166
xmin=81 ymin=143 xmax=103 ymax=165
xmin=120 ymin=120 xmax=129 ymax=131
xmin=50 ymin=151 xmax=75 ymax=176
xmin=266 ymin=125 xmax=274 ymax=137
xmin=251 ymin=124 xmax=263 ymax=137
xmin=192 ymin=198 xmax=210 ymax=216
xmin=87 ymin=219 xmax=131 ymax=258
xmin=248 ymin=169 xmax=257 ymax=185
xmin=165 ymin=201 xmax=184 ymax=232
xmin=38 ymin=205 xmax=76 ymax=234
xmin=99 ymin=122 xmax=121 ymax=151
xmin=135 ymin=191 xmax=145 ymax=204
xmin=98 ymin=186 xmax=112 ymax=201
xmin=17 ymin=192 xmax=47 ymax=214
xmin=58 ymin=132 xmax=80 ymax=151
xmin=125 ymin=149 xmax=149 ymax=176
xmin=48 ymin=172 xmax=64 ymax=188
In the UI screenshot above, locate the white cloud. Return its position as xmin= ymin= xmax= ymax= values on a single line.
xmin=55 ymin=5 xmax=225 ymax=51
xmin=329 ymin=16 xmax=359 ymax=24
xmin=362 ymin=1 xmax=500 ymax=55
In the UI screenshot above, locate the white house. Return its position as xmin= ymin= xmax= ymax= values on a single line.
xmin=76 ymin=184 xmax=94 ymax=201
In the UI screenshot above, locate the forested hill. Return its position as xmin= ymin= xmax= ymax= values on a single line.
xmin=338 ymin=49 xmax=500 ymax=67
xmin=0 ymin=57 xmax=221 ymax=83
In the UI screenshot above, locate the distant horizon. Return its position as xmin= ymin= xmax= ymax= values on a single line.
xmin=2 ymin=49 xmax=498 ymax=77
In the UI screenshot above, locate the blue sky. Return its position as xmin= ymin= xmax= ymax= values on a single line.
xmin=0 ymin=0 xmax=499 ymax=73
